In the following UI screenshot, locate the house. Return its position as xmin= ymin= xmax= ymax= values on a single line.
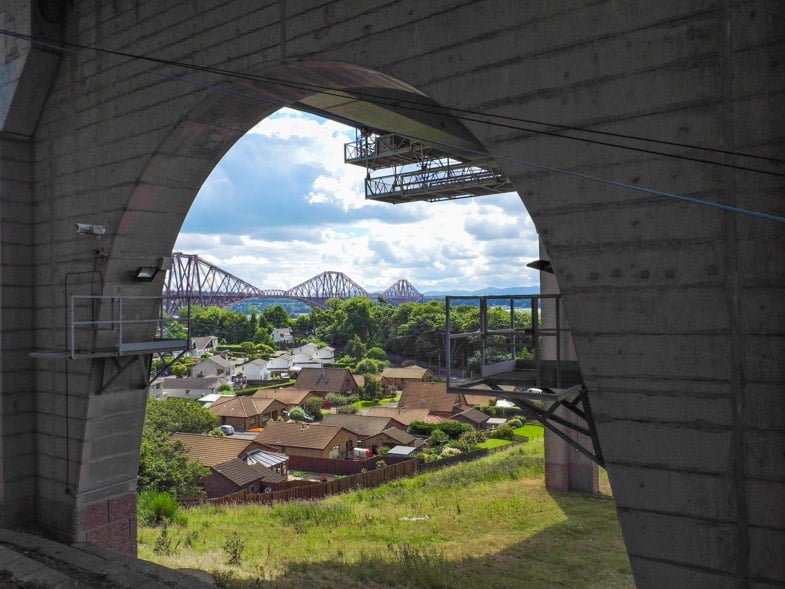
xmin=148 ymin=376 xmax=225 ymax=400
xmin=196 ymin=393 xmax=234 ymax=408
xmin=252 ymin=388 xmax=321 ymax=411
xmin=206 ymin=458 xmax=286 ymax=497
xmin=316 ymin=346 xmax=335 ymax=363
xmin=244 ymin=448 xmax=290 ymax=477
xmin=291 ymin=343 xmax=318 ymax=356
xmin=364 ymin=407 xmax=436 ymax=427
xmin=171 ymin=433 xmax=285 ymax=498
xmin=209 ymin=396 xmax=287 ymax=431
xmin=352 ymin=374 xmax=366 ymax=391
xmin=321 ymin=414 xmax=422 ymax=454
xmin=451 ymin=407 xmax=490 ymax=429
xmin=190 ymin=335 xmax=219 ymax=358
xmin=267 ymin=354 xmax=293 ymax=377
xmin=240 ymin=358 xmax=270 ymax=384
xmin=379 ymin=365 xmax=433 ymax=393
xmin=463 ymin=394 xmax=496 ymax=407
xmin=172 ymin=432 xmax=262 ymax=465
xmin=254 ymin=422 xmax=360 ymax=458
xmin=398 ymin=381 xmax=466 ymax=417
xmin=271 ymin=327 xmax=293 ymax=344
xmin=295 ymin=367 xmax=359 ymax=396
xmin=191 ymin=355 xmax=234 ymax=379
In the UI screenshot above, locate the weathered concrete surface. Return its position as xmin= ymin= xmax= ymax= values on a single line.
xmin=0 ymin=1 xmax=783 ymax=586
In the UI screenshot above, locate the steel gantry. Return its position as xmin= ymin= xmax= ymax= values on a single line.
xmin=163 ymin=253 xmax=423 ymax=313
xmin=344 ymin=129 xmax=513 ymax=204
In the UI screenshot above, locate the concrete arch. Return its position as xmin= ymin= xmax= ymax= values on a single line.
xmin=0 ymin=2 xmax=782 ymax=585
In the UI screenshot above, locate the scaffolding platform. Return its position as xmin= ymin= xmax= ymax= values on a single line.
xmin=344 ymin=130 xmax=513 ymax=204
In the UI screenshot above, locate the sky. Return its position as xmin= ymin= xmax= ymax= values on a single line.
xmin=174 ymin=108 xmax=541 ymax=294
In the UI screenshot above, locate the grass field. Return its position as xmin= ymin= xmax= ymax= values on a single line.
xmin=352 ymin=395 xmax=399 ymax=411
xmin=139 ymin=437 xmax=632 ymax=588
xmin=475 ymin=438 xmax=513 ymax=449
xmin=513 ymin=424 xmax=545 ymax=439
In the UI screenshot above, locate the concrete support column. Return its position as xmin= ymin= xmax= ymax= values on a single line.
xmin=0 ymin=132 xmax=36 ymax=527
xmin=538 ymin=238 xmax=599 ymax=494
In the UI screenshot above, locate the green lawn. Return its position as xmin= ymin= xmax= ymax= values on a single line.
xmin=139 ymin=438 xmax=632 ymax=588
xmin=513 ymin=423 xmax=545 ymax=439
xmin=476 ymin=438 xmax=513 ymax=449
xmin=352 ymin=394 xmax=399 ymax=411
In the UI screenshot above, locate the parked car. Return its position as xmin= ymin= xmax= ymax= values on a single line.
xmin=218 ymin=424 xmax=235 ymax=435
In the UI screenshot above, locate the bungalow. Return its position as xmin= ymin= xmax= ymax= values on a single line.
xmin=254 ymin=422 xmax=360 ymax=458
xmin=171 ymin=433 xmax=285 ymax=498
xmin=398 ymin=381 xmax=466 ymax=417
xmin=268 ymin=354 xmax=293 ymax=377
xmin=209 ymin=396 xmax=287 ymax=431
xmin=190 ymin=335 xmax=219 ymax=358
xmin=321 ymin=414 xmax=423 ymax=454
xmin=252 ymin=388 xmax=321 ymax=411
xmin=271 ymin=327 xmax=294 ymax=344
xmin=148 ymin=376 xmax=224 ymax=400
xmin=379 ymin=365 xmax=433 ymax=393
xmin=240 ymin=358 xmax=270 ymax=384
xmin=191 ymin=355 xmax=234 ymax=379
xmin=451 ymin=407 xmax=491 ymax=429
xmin=295 ymin=367 xmax=359 ymax=396
xmin=364 ymin=407 xmax=437 ymax=427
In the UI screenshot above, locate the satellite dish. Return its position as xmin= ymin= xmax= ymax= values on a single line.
xmin=264 ymin=486 xmax=272 ymax=493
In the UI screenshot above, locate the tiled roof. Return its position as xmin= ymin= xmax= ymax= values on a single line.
xmin=172 ymin=433 xmax=253 ymax=467
xmin=251 ymin=388 xmax=315 ymax=406
xmin=380 ymin=427 xmax=420 ymax=446
xmin=321 ymin=414 xmax=393 ymax=437
xmin=254 ymin=422 xmax=348 ymax=450
xmin=352 ymin=374 xmax=366 ymax=388
xmin=463 ymin=394 xmax=496 ymax=407
xmin=364 ymin=407 xmax=432 ymax=425
xmin=294 ymin=367 xmax=354 ymax=392
xmin=453 ymin=407 xmax=490 ymax=425
xmin=212 ymin=458 xmax=285 ymax=486
xmin=399 ymin=381 xmax=461 ymax=413
xmin=380 ymin=365 xmax=432 ymax=380
xmin=209 ymin=396 xmax=284 ymax=418
xmin=197 ymin=355 xmax=232 ymax=368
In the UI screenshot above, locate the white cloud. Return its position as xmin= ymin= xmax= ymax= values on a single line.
xmin=176 ymin=109 xmax=541 ymax=293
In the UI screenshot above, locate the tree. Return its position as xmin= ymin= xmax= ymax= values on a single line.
xmin=304 ymin=397 xmax=324 ymax=421
xmin=289 ymin=407 xmax=306 ymax=422
xmin=365 ymin=346 xmax=387 ymax=361
xmin=356 ymin=358 xmax=385 ymax=375
xmin=262 ymin=305 xmax=290 ymax=329
xmin=143 ymin=398 xmax=217 ymax=436
xmin=360 ymin=374 xmax=382 ymax=400
xmin=171 ymin=363 xmax=188 ymax=377
xmin=345 ymin=334 xmax=367 ymax=360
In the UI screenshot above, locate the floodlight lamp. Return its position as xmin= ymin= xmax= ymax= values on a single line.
xmin=134 ymin=266 xmax=159 ymax=281
xmin=526 ymin=259 xmax=554 ymax=274
xmin=75 ymin=223 xmax=107 ymax=236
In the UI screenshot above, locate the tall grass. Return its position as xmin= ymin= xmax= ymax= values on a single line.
xmin=138 ymin=440 xmax=632 ymax=588
xmin=138 ymin=490 xmax=184 ymax=526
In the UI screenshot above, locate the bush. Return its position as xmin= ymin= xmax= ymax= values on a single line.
xmin=489 ymin=425 xmax=515 ymax=441
xmin=289 ymin=407 xmax=306 ymax=422
xmin=223 ymin=532 xmax=245 ymax=566
xmin=365 ymin=347 xmax=387 ymax=361
xmin=138 ymin=490 xmax=183 ymax=526
xmin=409 ymin=421 xmax=472 ymax=439
xmin=506 ymin=417 xmax=523 ymax=428
xmin=458 ymin=430 xmax=487 ymax=445
xmin=441 ymin=447 xmax=462 ymax=458
xmin=336 ymin=404 xmax=358 ymax=414
xmin=429 ymin=429 xmax=448 ymax=445
xmin=324 ymin=393 xmax=358 ymax=407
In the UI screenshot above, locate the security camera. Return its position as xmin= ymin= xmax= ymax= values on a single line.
xmin=75 ymin=223 xmax=107 ymax=236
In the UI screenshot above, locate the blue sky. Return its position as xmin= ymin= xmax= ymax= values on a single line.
xmin=175 ymin=108 xmax=541 ymax=293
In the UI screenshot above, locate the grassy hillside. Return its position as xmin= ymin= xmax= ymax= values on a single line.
xmin=138 ymin=438 xmax=632 ymax=588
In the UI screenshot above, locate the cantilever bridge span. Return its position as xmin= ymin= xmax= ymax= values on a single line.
xmin=163 ymin=252 xmax=423 ymax=313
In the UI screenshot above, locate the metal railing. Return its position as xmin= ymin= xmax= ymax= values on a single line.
xmin=445 ymin=294 xmax=572 ymax=389
xmin=68 ymin=295 xmax=190 ymax=360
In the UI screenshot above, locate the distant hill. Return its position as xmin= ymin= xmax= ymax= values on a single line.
xmin=422 ymin=286 xmax=539 ymax=297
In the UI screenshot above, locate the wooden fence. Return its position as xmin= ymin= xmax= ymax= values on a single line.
xmin=203 ymin=458 xmax=419 ymax=506
xmin=286 ymin=453 xmax=410 ymax=475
